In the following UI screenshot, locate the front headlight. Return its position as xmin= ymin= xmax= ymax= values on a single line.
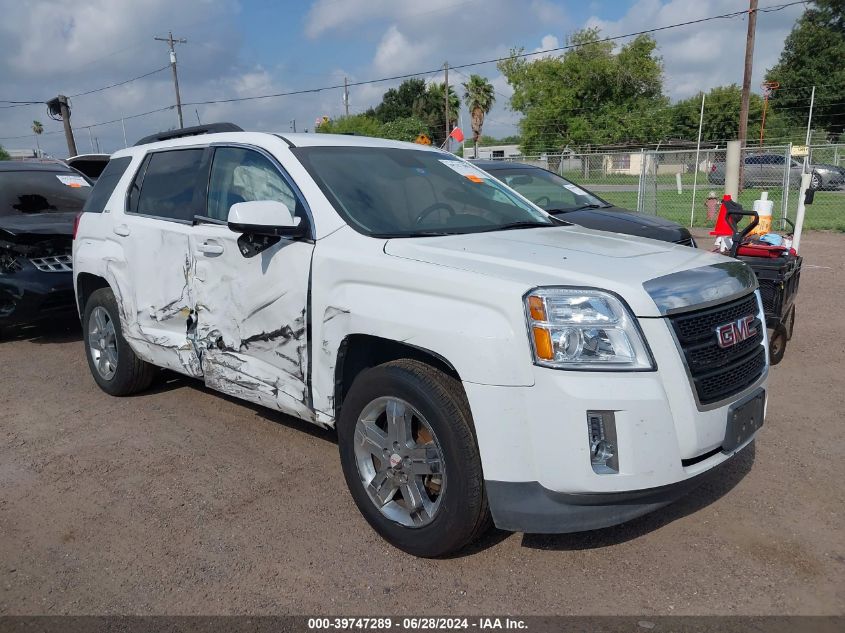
xmin=524 ymin=287 xmax=654 ymax=370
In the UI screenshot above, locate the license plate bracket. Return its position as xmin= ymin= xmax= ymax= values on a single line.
xmin=723 ymin=389 xmax=765 ymax=453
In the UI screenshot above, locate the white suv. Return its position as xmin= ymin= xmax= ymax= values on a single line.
xmin=73 ymin=126 xmax=768 ymax=557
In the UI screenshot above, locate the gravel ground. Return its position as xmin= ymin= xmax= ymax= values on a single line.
xmin=0 ymin=231 xmax=842 ymax=616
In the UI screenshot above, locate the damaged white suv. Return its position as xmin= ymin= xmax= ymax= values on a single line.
xmin=73 ymin=125 xmax=768 ymax=557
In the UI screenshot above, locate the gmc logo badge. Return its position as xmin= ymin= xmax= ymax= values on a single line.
xmin=716 ymin=315 xmax=757 ymax=349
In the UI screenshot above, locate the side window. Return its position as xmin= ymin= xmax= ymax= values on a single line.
xmin=745 ymin=156 xmax=760 ymax=165
xmin=769 ymin=155 xmax=785 ymax=165
xmin=206 ymin=147 xmax=303 ymax=222
xmin=83 ymin=157 xmax=132 ymax=213
xmin=130 ymin=149 xmax=204 ymax=221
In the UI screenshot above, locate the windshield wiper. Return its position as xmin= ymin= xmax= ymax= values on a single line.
xmin=372 ymin=230 xmax=465 ymax=238
xmin=548 ymin=203 xmax=608 ymax=214
xmin=476 ymin=220 xmax=553 ymax=233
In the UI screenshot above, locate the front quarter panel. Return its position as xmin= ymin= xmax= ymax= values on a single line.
xmin=310 ymin=227 xmax=536 ymax=419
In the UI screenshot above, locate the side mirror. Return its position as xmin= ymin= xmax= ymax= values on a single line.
xmin=227 ymin=200 xmax=307 ymax=238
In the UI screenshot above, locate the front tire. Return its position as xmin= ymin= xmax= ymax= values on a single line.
xmin=337 ymin=359 xmax=490 ymax=557
xmin=83 ymin=287 xmax=156 ymax=395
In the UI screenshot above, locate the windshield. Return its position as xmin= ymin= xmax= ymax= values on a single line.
xmin=291 ymin=147 xmax=553 ymax=236
xmin=0 ymin=170 xmax=91 ymax=216
xmin=488 ymin=167 xmax=607 ymax=213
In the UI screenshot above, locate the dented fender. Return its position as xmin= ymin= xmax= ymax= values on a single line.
xmin=310 ymin=227 xmax=536 ymax=421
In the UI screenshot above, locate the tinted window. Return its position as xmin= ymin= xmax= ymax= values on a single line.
xmin=0 ymin=170 xmax=90 ymax=216
xmin=767 ymin=155 xmax=785 ymax=165
xmin=82 ymin=157 xmax=132 ymax=213
xmin=489 ymin=168 xmax=605 ymax=213
xmin=745 ymin=156 xmax=761 ymax=165
xmin=206 ymin=147 xmax=302 ymax=222
xmin=292 ymin=147 xmax=551 ymax=237
xmin=133 ymin=149 xmax=204 ymax=221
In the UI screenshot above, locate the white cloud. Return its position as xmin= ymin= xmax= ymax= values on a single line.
xmin=372 ymin=26 xmax=434 ymax=76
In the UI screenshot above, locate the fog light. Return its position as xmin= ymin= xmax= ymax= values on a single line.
xmin=587 ymin=411 xmax=619 ymax=473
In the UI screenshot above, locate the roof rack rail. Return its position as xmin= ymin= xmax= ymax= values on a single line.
xmin=133 ymin=122 xmax=243 ymax=146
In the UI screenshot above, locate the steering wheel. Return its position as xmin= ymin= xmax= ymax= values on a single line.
xmin=532 ymin=196 xmax=551 ymax=208
xmin=415 ymin=202 xmax=456 ymax=226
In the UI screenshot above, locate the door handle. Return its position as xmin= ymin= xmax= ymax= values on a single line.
xmin=113 ymin=224 xmax=130 ymax=237
xmin=196 ymin=240 xmax=224 ymax=255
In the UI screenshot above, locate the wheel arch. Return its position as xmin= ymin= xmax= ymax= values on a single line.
xmin=333 ymin=334 xmax=462 ymax=420
xmin=76 ymin=272 xmax=111 ymax=318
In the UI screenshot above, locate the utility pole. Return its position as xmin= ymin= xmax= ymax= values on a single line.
xmin=738 ymin=0 xmax=758 ymax=190
xmin=343 ymin=77 xmax=349 ymax=117
xmin=443 ymin=62 xmax=450 ymax=142
xmin=46 ymin=95 xmax=78 ymax=157
xmin=154 ymin=31 xmax=187 ymax=129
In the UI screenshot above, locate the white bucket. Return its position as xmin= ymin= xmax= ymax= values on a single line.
xmin=751 ymin=191 xmax=774 ymax=235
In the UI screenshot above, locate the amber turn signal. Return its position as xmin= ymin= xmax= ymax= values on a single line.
xmin=532 ymin=327 xmax=554 ymax=360
xmin=527 ymin=295 xmax=546 ymax=321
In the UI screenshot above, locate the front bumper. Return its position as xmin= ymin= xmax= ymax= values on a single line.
xmin=486 ymin=440 xmax=751 ymax=533
xmin=463 ymin=312 xmax=767 ymax=534
xmin=0 ymin=259 xmax=75 ymax=326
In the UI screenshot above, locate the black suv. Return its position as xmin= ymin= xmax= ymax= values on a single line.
xmin=0 ymin=161 xmax=91 ymax=328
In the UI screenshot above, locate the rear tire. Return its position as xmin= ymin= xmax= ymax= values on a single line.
xmin=337 ymin=359 xmax=490 ymax=557
xmin=83 ymin=287 xmax=156 ymax=395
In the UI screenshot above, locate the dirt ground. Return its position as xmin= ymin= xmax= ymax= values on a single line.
xmin=0 ymin=231 xmax=843 ymax=616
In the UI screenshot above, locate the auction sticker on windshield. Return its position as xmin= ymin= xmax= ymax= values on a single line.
xmin=56 ymin=175 xmax=90 ymax=188
xmin=439 ymin=159 xmax=489 ymax=183
xmin=564 ymin=183 xmax=588 ymax=196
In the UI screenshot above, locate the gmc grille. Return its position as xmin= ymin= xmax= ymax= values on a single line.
xmin=668 ymin=294 xmax=766 ymax=405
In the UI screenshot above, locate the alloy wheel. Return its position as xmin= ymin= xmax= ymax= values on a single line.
xmin=88 ymin=306 xmax=119 ymax=380
xmin=353 ymin=396 xmax=446 ymax=527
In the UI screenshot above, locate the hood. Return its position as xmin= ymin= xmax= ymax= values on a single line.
xmin=560 ymin=206 xmax=690 ymax=243
xmin=384 ymin=224 xmax=738 ymax=317
xmin=0 ymin=212 xmax=77 ymax=240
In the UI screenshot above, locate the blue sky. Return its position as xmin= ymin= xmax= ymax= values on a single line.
xmin=0 ymin=0 xmax=805 ymax=157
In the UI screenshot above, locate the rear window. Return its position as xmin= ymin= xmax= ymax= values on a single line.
xmin=0 ymin=170 xmax=91 ymax=216
xmin=82 ymin=157 xmax=132 ymax=213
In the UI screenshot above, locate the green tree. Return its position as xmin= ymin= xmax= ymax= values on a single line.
xmin=315 ymin=114 xmax=384 ymax=137
xmin=765 ymin=0 xmax=845 ymax=141
xmin=462 ymin=75 xmax=496 ymax=158
xmin=669 ymin=85 xmax=764 ymax=143
xmin=498 ymin=28 xmax=668 ymax=152
xmin=369 ymin=78 xmax=428 ymax=123
xmin=380 ymin=116 xmax=431 ymax=142
xmin=0 ymin=144 xmax=9 ymax=160
xmin=32 ymin=120 xmax=43 ymax=155
xmin=421 ymin=82 xmax=460 ymax=146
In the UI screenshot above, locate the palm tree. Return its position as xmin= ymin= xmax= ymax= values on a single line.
xmin=32 ymin=120 xmax=43 ymax=156
xmin=462 ymin=75 xmax=496 ymax=158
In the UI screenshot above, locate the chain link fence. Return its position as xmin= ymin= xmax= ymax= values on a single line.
xmin=497 ymin=144 xmax=844 ymax=231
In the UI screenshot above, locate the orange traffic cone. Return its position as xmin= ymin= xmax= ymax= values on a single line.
xmin=710 ymin=194 xmax=734 ymax=236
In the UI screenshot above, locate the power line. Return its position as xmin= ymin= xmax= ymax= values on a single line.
xmin=179 ymin=1 xmax=808 ymax=108
xmin=0 ymin=0 xmax=811 ymax=141
xmin=0 ymin=65 xmax=171 ymax=108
